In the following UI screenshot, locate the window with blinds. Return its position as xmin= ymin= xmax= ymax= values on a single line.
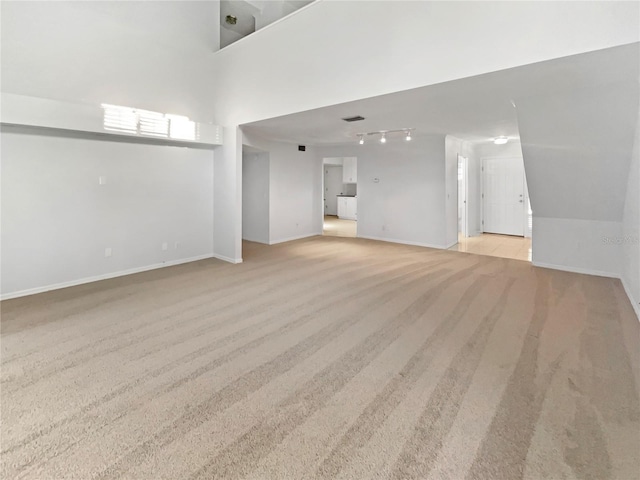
xmin=167 ymin=115 xmax=198 ymax=141
xmin=101 ymin=104 xmax=198 ymax=141
xmin=102 ymin=104 xmax=138 ymax=134
xmin=138 ymin=109 xmax=169 ymax=138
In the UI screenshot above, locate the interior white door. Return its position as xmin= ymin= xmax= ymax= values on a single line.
xmin=324 ymin=166 xmax=342 ymax=215
xmin=483 ymin=157 xmax=525 ymax=236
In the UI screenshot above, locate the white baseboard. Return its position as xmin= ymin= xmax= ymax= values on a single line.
xmin=531 ymin=261 xmax=619 ymax=279
xmin=621 ymin=276 xmax=640 ymax=320
xmin=357 ymin=235 xmax=448 ymax=250
xmin=0 ymin=253 xmax=216 ymax=301
xmin=212 ymin=253 xmax=243 ymax=264
xmin=241 ymin=236 xmax=269 ymax=245
xmin=269 ymin=232 xmax=321 ymax=245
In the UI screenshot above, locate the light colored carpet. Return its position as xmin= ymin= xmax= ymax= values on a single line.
xmin=1 ymin=236 xmax=639 ymax=480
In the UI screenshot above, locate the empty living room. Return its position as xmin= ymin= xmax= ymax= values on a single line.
xmin=1 ymin=1 xmax=639 ymax=479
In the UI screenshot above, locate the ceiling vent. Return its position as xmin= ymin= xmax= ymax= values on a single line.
xmin=342 ymin=115 xmax=365 ymax=122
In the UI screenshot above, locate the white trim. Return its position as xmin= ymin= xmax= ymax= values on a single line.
xmin=269 ymin=232 xmax=321 ymax=245
xmin=0 ymin=254 xmax=216 ymax=301
xmin=531 ymin=261 xmax=619 ymax=279
xmin=357 ymin=235 xmax=449 ymax=250
xmin=621 ymin=276 xmax=640 ymax=320
xmin=212 ymin=253 xmax=243 ymax=264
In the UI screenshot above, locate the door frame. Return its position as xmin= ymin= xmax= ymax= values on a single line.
xmin=321 ymin=157 xmax=341 ymax=234
xmin=457 ymin=154 xmax=469 ymax=238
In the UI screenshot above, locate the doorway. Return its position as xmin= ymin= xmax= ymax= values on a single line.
xmin=450 ymin=154 xmax=531 ymax=262
xmin=322 ymin=157 xmax=357 ymax=238
xmin=241 ymin=146 xmax=270 ymax=245
xmin=457 ymin=154 xmax=468 ymax=239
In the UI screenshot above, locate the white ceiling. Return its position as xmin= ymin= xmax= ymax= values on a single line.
xmin=242 ymin=44 xmax=639 ymax=146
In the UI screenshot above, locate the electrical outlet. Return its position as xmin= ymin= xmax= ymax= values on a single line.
xmin=104 ymin=247 xmax=112 ymax=257
xmin=99 ymin=176 xmax=107 ymax=185
xmin=162 ymin=242 xmax=168 ymax=251
xmin=174 ymin=242 xmax=180 ymax=249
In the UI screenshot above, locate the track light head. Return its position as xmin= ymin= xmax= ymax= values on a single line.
xmin=405 ymin=130 xmax=412 ymax=141
xmin=380 ymin=132 xmax=386 ymax=144
xmin=358 ymin=134 xmax=364 ymax=145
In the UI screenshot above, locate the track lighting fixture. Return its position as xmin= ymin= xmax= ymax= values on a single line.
xmin=356 ymin=128 xmax=415 ymax=145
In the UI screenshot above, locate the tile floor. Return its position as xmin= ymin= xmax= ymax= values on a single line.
xmin=322 ymin=215 xmax=357 ymax=238
xmin=323 ymin=216 xmax=530 ymax=262
xmin=448 ymin=233 xmax=532 ymax=262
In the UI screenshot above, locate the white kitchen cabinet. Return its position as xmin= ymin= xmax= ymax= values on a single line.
xmin=337 ymin=197 xmax=346 ymax=218
xmin=342 ymin=157 xmax=357 ymax=184
xmin=337 ymin=196 xmax=357 ymax=220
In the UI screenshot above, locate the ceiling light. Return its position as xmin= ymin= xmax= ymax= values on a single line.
xmin=380 ymin=132 xmax=386 ymax=143
xmin=405 ymin=130 xmax=412 ymax=141
xmin=494 ymin=136 xmax=508 ymax=145
xmin=358 ymin=134 xmax=364 ymax=145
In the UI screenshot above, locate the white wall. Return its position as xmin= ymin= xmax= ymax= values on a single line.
xmin=317 ymin=135 xmax=448 ymax=248
xmin=622 ymin=109 xmax=640 ymax=316
xmin=518 ymin=84 xmax=637 ymax=222
xmin=518 ymin=81 xmax=638 ymax=278
xmin=0 ymin=1 xmax=223 ymax=296
xmin=0 ymin=129 xmax=214 ymax=298
xmin=475 ymin=141 xmax=524 ymax=160
xmin=211 ymin=1 xmax=639 ymax=126
xmin=243 ymin=133 xmax=321 ymax=244
xmin=214 ymin=127 xmax=243 ymax=262
xmin=242 ymin=152 xmax=270 ymax=244
xmin=1 ymin=1 xmax=219 ymax=121
xmin=532 ymin=218 xmax=621 ymax=278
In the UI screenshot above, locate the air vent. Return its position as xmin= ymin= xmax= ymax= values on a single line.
xmin=342 ymin=115 xmax=365 ymax=122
